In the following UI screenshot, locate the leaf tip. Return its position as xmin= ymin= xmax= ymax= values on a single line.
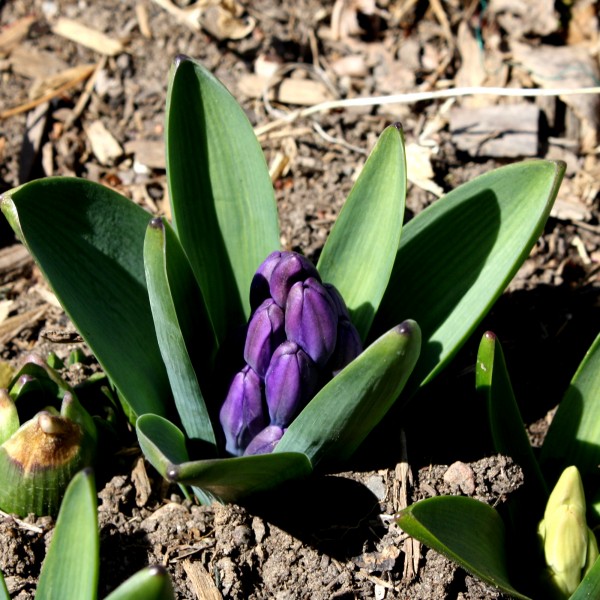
xmin=173 ymin=54 xmax=191 ymax=68
xmin=148 ymin=216 xmax=164 ymax=230
xmin=148 ymin=565 xmax=168 ymax=577
xmin=484 ymin=331 xmax=496 ymax=341
xmin=396 ymin=319 xmax=418 ymax=337
xmin=166 ymin=464 xmax=180 ymax=482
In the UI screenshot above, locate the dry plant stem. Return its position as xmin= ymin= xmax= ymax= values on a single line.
xmin=0 ymin=64 xmax=97 ymax=120
xmin=255 ymin=85 xmax=600 ymax=137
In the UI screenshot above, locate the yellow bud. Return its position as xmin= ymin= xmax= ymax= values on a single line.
xmin=538 ymin=466 xmax=597 ymax=599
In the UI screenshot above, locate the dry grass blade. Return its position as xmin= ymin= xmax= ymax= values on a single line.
xmin=0 ymin=306 xmax=47 ymax=346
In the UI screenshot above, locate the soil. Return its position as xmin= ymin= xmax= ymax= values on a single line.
xmin=0 ymin=0 xmax=599 ymax=598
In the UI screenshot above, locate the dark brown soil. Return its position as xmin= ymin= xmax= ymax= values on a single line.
xmin=0 ymin=0 xmax=598 ymax=598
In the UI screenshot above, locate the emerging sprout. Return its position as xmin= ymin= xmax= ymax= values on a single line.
xmin=0 ymin=355 xmax=97 ymax=516
xmin=538 ymin=466 xmax=599 ymax=599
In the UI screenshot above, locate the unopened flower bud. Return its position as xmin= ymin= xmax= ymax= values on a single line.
xmin=244 ymin=299 xmax=285 ymax=378
xmin=269 ymin=252 xmax=320 ymax=307
xmin=324 ymin=283 xmax=350 ymax=319
xmin=539 ymin=466 xmax=599 ymax=598
xmin=285 ymin=278 xmax=338 ymax=366
xmin=219 ymin=366 xmax=267 ymax=456
xmin=328 ymin=318 xmax=363 ymax=375
xmin=244 ymin=424 xmax=284 ymax=456
xmin=265 ymin=341 xmax=318 ymax=426
xmin=249 ymin=251 xmax=283 ymax=311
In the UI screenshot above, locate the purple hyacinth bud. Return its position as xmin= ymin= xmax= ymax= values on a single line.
xmin=265 ymin=341 xmax=319 ymax=426
xmin=244 ymin=299 xmax=285 ymax=378
xmin=249 ymin=251 xmax=283 ymax=311
xmin=243 ymin=424 xmax=284 ymax=456
xmin=285 ymin=277 xmax=338 ymax=366
xmin=328 ymin=318 xmax=363 ymax=375
xmin=219 ymin=366 xmax=267 ymax=456
xmin=324 ymin=283 xmax=350 ymax=319
xmin=269 ymin=252 xmax=320 ymax=308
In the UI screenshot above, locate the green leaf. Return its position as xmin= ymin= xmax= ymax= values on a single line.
xmin=317 ymin=125 xmax=406 ymax=341
xmin=36 ymin=469 xmax=99 ymax=600
xmin=166 ymin=56 xmax=279 ymax=343
xmin=571 ymin=556 xmax=600 ymax=600
xmin=1 ymin=178 xmax=170 ymax=421
xmin=374 ymin=160 xmax=565 ymax=390
xmin=397 ymin=496 xmax=531 ymax=600
xmin=104 ymin=566 xmax=175 ymax=600
xmin=476 ymin=331 xmax=547 ymax=502
xmin=275 ymin=320 xmax=421 ymax=465
xmin=143 ymin=218 xmax=217 ymax=449
xmin=0 ymin=569 xmax=9 ymax=600
xmin=137 ymin=414 xmax=311 ymax=502
xmin=540 ymin=332 xmax=600 ymax=515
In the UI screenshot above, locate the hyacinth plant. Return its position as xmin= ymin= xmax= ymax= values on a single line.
xmin=0 ymin=55 xmax=565 ymax=506
xmin=397 ymin=331 xmax=600 ymax=599
xmin=0 ymin=469 xmax=174 ymax=600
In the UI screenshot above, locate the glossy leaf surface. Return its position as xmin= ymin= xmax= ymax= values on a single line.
xmin=397 ymin=496 xmax=531 ymax=600
xmin=275 ymin=320 xmax=421 ymax=465
xmin=317 ymin=125 xmax=406 ymax=341
xmin=137 ymin=414 xmax=312 ymax=502
xmin=144 ymin=218 xmax=217 ymax=449
xmin=540 ymin=332 xmax=600 ymax=516
xmin=477 ymin=331 xmax=547 ymax=502
xmin=374 ymin=160 xmax=565 ymax=391
xmin=166 ymin=56 xmax=279 ymax=343
xmin=0 ymin=178 xmax=169 ymax=421
xmin=36 ymin=469 xmax=98 ymax=600
xmin=104 ymin=566 xmax=175 ymax=600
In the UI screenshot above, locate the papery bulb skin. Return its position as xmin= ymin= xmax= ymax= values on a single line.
xmin=265 ymin=341 xmax=319 ymax=426
xmin=328 ymin=318 xmax=362 ymax=375
xmin=269 ymin=252 xmax=320 ymax=308
xmin=244 ymin=299 xmax=285 ymax=378
xmin=243 ymin=424 xmax=284 ymax=456
xmin=219 ymin=366 xmax=267 ymax=456
xmin=249 ymin=250 xmax=283 ymax=311
xmin=285 ymin=278 xmax=338 ymax=367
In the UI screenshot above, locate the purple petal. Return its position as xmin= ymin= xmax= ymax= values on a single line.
xmin=219 ymin=366 xmax=267 ymax=456
xmin=285 ymin=277 xmax=338 ymax=366
xmin=243 ymin=424 xmax=284 ymax=455
xmin=269 ymin=252 xmax=320 ymax=307
xmin=324 ymin=283 xmax=350 ymax=319
xmin=249 ymin=251 xmax=283 ymax=311
xmin=328 ymin=318 xmax=363 ymax=375
xmin=244 ymin=299 xmax=285 ymax=378
xmin=265 ymin=341 xmax=319 ymax=426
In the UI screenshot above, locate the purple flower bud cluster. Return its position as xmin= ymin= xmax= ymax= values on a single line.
xmin=219 ymin=251 xmax=362 ymax=456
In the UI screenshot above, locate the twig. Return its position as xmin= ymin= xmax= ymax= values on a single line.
xmin=0 ymin=64 xmax=97 ymax=120
xmin=254 ymin=85 xmax=600 ymax=136
xmin=0 ymin=509 xmax=45 ymax=534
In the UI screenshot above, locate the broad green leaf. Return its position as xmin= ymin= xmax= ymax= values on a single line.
xmin=477 ymin=331 xmax=547 ymax=502
xmin=143 ymin=218 xmax=217 ymax=449
xmin=540 ymin=332 xmax=600 ymax=516
xmin=0 ymin=569 xmax=9 ymax=600
xmin=397 ymin=496 xmax=531 ymax=600
xmin=166 ymin=56 xmax=279 ymax=343
xmin=276 ymin=320 xmax=421 ymax=465
xmin=105 ymin=566 xmax=175 ymax=600
xmin=317 ymin=125 xmax=406 ymax=341
xmin=571 ymin=555 xmax=600 ymax=600
xmin=137 ymin=414 xmax=311 ymax=502
xmin=0 ymin=178 xmax=170 ymax=421
xmin=37 ymin=469 xmax=99 ymax=600
xmin=374 ymin=160 xmax=565 ymax=390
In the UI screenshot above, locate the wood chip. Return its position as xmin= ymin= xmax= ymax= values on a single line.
xmin=124 ymin=139 xmax=165 ymax=169
xmin=182 ymin=560 xmax=223 ymax=600
xmin=131 ymin=457 xmax=152 ymax=507
xmin=136 ymin=1 xmax=153 ymax=39
xmin=9 ymin=45 xmax=68 ymax=80
xmin=19 ymin=101 xmax=49 ymax=184
xmin=29 ymin=63 xmax=96 ymax=100
xmin=450 ymin=103 xmax=540 ymax=157
xmin=0 ymin=306 xmax=47 ymax=346
xmin=52 ymin=17 xmax=125 ymax=56
xmin=201 ymin=5 xmax=255 ymax=40
xmin=0 ymin=15 xmax=36 ymax=56
xmin=238 ymin=74 xmax=335 ymax=106
xmin=85 ymin=120 xmax=123 ymax=165
xmin=0 ymin=244 xmax=32 ymax=275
